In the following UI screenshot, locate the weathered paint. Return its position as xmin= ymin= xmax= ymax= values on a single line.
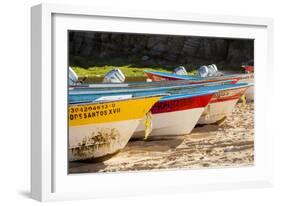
xmin=70 ymin=128 xmax=121 ymax=160
xmin=69 ymin=119 xmax=140 ymax=161
xmin=210 ymin=87 xmax=248 ymax=103
xmin=69 ymin=96 xmax=161 ymax=161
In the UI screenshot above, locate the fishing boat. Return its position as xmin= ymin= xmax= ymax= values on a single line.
xmin=198 ymin=84 xmax=249 ymax=124
xmin=70 ymin=88 xmax=215 ymax=138
xmin=133 ymin=92 xmax=214 ymax=137
xmin=69 ymin=78 xmax=237 ymax=90
xmin=68 ymin=95 xmax=162 ymax=161
xmin=69 ymin=77 xmax=238 ymax=97
xmin=144 ymin=70 xmax=254 ymax=101
xmin=70 ymin=82 xmax=252 ymax=137
xmin=234 ymin=73 xmax=254 ymax=101
xmin=68 ymin=66 xmax=237 ymax=90
xmin=144 ymin=70 xmax=253 ymax=84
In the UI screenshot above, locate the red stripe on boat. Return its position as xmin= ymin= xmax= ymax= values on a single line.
xmin=210 ymin=87 xmax=247 ymax=103
xmin=187 ymin=78 xmax=240 ymax=85
xmin=145 ymin=72 xmax=239 ymax=84
xmin=146 ymin=72 xmax=184 ymax=81
xmin=151 ymin=94 xmax=213 ymax=114
xmin=244 ymin=66 xmax=254 ymax=73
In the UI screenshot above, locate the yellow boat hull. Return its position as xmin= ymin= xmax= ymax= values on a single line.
xmin=68 ymin=96 xmax=161 ymax=161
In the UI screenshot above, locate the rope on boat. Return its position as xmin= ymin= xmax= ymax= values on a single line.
xmin=144 ymin=112 xmax=152 ymax=140
xmin=205 ymin=105 xmax=211 ymax=120
xmin=240 ymin=94 xmax=247 ymax=108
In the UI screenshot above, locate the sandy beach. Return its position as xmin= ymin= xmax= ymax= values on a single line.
xmin=69 ymin=102 xmax=254 ymax=174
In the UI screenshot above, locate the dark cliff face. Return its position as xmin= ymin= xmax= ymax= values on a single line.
xmin=68 ymin=31 xmax=254 ymax=69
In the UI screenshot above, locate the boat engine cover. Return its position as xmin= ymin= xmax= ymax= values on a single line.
xmin=103 ymin=68 xmax=126 ymax=83
xmin=198 ymin=64 xmax=221 ymax=77
xmin=69 ymin=67 xmax=79 ymax=85
xmin=198 ymin=65 xmax=209 ymax=77
xmin=173 ymin=66 xmax=187 ymax=75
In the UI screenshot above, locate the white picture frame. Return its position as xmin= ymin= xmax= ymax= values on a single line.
xmin=31 ymin=3 xmax=274 ymax=202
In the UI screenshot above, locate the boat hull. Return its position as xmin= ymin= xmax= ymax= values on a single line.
xmin=68 ymin=96 xmax=161 ymax=161
xmin=198 ymin=99 xmax=238 ymax=124
xmin=145 ymin=70 xmax=239 ymax=84
xmin=237 ymin=74 xmax=254 ymax=101
xmin=244 ymin=86 xmax=254 ymax=101
xmin=134 ymin=93 xmax=213 ymax=137
xmin=198 ymin=87 xmax=247 ymax=124
xmin=146 ymin=71 xmax=181 ymax=81
xmin=69 ymin=119 xmax=140 ymax=161
xmin=134 ymin=107 xmax=205 ymax=137
xmin=145 ymin=70 xmax=254 ymax=101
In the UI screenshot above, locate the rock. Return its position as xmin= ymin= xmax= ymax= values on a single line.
xmin=164 ymin=53 xmax=177 ymax=61
xmin=182 ymin=38 xmax=201 ymax=57
xmin=224 ymin=146 xmax=236 ymax=152
xmin=68 ymin=31 xmax=254 ymax=68
xmin=227 ymin=40 xmax=254 ymax=66
xmin=150 ymin=42 xmax=167 ymax=56
xmin=147 ymin=37 xmax=157 ymax=49
xmin=142 ymin=55 xmax=150 ymax=61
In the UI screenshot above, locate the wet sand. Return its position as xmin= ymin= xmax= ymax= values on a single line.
xmin=69 ymin=102 xmax=254 ymax=174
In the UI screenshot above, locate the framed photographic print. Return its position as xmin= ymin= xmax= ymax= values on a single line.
xmin=31 ymin=3 xmax=274 ymax=201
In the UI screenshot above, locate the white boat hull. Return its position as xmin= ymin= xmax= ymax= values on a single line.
xmin=238 ymin=78 xmax=254 ymax=101
xmin=244 ymin=86 xmax=254 ymax=101
xmin=134 ymin=107 xmax=205 ymax=137
xmin=198 ymin=99 xmax=238 ymax=124
xmin=69 ymin=119 xmax=140 ymax=161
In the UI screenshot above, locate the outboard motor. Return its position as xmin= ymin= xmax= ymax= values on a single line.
xmin=103 ymin=68 xmax=126 ymax=83
xmin=208 ymin=64 xmax=218 ymax=75
xmin=173 ymin=66 xmax=187 ymax=75
xmin=209 ymin=64 xmax=223 ymax=76
xmin=198 ymin=64 xmax=222 ymax=77
xmin=198 ymin=65 xmax=209 ymax=77
xmin=69 ymin=67 xmax=79 ymax=85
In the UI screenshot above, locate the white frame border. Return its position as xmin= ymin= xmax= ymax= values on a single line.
xmin=31 ymin=3 xmax=274 ymax=202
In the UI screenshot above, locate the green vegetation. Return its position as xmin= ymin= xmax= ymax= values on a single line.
xmin=72 ymin=66 xmax=176 ymax=83
xmin=69 ymin=56 xmax=243 ymax=82
xmin=72 ymin=65 xmax=177 ymax=78
xmin=70 ymin=56 xmax=197 ymax=80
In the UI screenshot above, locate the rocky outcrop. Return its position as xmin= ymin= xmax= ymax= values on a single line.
xmin=69 ymin=31 xmax=253 ymax=69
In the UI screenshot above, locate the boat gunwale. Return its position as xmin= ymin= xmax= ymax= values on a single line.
xmin=144 ymin=70 xmax=254 ymax=81
xmin=159 ymin=90 xmax=215 ymax=102
xmin=69 ymin=83 xmax=252 ymax=106
xmin=68 ymin=90 xmax=215 ymax=105
xmin=68 ymin=93 xmax=166 ymax=106
xmin=69 ymin=79 xmax=234 ymax=90
xmin=159 ymin=83 xmax=252 ymax=102
xmin=69 ymin=82 xmax=253 ymax=97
